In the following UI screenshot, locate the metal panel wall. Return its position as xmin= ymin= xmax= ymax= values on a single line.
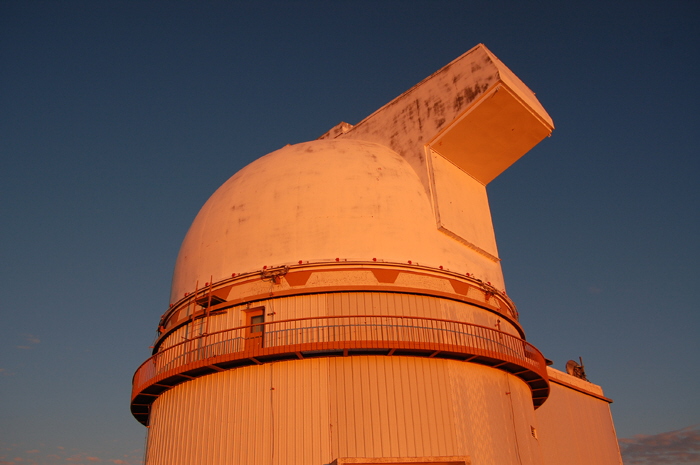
xmin=146 ymin=355 xmax=544 ymax=465
xmin=448 ymin=362 xmax=544 ymax=465
xmin=535 ymin=381 xmax=623 ymax=465
xmin=328 ymin=356 xmax=459 ymax=459
xmin=146 ymin=358 xmax=332 ymax=465
xmin=158 ymin=292 xmax=520 ymax=353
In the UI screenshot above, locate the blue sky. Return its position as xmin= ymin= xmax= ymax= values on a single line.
xmin=1 ymin=1 xmax=698 ymax=464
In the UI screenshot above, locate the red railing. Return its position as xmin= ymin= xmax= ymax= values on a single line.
xmin=131 ymin=315 xmax=548 ymax=424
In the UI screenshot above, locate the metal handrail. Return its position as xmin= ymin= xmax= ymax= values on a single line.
xmin=160 ymin=262 xmax=520 ymax=331
xmin=132 ymin=315 xmax=546 ymax=399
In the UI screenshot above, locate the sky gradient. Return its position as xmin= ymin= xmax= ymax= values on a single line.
xmin=1 ymin=1 xmax=699 ymax=464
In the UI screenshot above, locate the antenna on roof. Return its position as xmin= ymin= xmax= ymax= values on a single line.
xmin=565 ymin=357 xmax=588 ymax=381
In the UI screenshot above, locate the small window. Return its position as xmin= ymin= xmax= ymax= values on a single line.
xmin=250 ymin=315 xmax=264 ymax=333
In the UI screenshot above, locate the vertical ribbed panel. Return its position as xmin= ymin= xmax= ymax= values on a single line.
xmin=272 ymin=357 xmax=331 ymax=464
xmin=158 ymin=292 xmax=521 ymax=353
xmin=145 ymin=355 xmax=545 ymax=465
xmin=438 ymin=298 xmax=520 ymax=337
xmin=323 ymin=291 xmax=445 ymax=318
xmin=447 ymin=362 xmax=543 ymax=465
xmin=147 ymin=358 xmax=332 ymax=465
xmin=328 ymin=356 xmax=459 ymax=459
xmin=147 ymin=292 xmax=536 ymax=464
xmin=535 ymin=383 xmax=622 ymax=465
xmin=323 ymin=292 xmax=519 ymax=336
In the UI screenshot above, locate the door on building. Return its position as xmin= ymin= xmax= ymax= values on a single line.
xmin=244 ymin=307 xmax=265 ymax=351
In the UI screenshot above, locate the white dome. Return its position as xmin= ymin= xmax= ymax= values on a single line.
xmin=170 ymin=138 xmax=503 ymax=302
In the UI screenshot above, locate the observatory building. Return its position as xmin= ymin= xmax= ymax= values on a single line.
xmin=131 ymin=44 xmax=622 ymax=465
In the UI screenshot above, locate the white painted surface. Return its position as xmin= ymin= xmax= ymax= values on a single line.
xmin=429 ymin=152 xmax=498 ymax=258
xmin=535 ymin=370 xmax=623 ymax=465
xmin=158 ymin=291 xmax=523 ymax=354
xmin=171 ymin=139 xmax=507 ymax=303
xmin=333 ymin=44 xmax=553 ymax=192
xmin=146 ymin=357 xmax=542 ymax=465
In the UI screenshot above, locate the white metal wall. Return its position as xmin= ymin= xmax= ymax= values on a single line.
xmin=158 ymin=292 xmax=521 ymax=352
xmin=145 ymin=356 xmax=542 ymax=465
xmin=447 ymin=362 xmax=543 ymax=465
xmin=146 ymin=358 xmax=331 ymax=465
xmin=535 ymin=380 xmax=623 ymax=465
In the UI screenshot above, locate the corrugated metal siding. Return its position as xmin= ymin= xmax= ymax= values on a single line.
xmin=439 ymin=298 xmax=520 ymax=337
xmin=156 ymin=292 xmax=521 ymax=372
xmin=323 ymin=292 xmax=517 ymax=335
xmin=146 ymin=355 xmax=544 ymax=465
xmin=159 ymin=292 xmax=519 ymax=352
xmin=328 ymin=356 xmax=459 ymax=459
xmin=447 ymin=363 xmax=543 ymax=465
xmin=535 ymin=382 xmax=623 ymax=465
xmin=158 ymin=294 xmax=326 ymax=351
xmin=146 ymin=292 xmax=534 ymax=464
xmin=147 ymin=358 xmax=332 ymax=465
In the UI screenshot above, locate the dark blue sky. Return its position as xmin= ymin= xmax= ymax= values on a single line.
xmin=1 ymin=1 xmax=698 ymax=464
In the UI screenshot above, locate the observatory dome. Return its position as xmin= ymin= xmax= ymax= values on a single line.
xmin=170 ymin=138 xmax=504 ymax=302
